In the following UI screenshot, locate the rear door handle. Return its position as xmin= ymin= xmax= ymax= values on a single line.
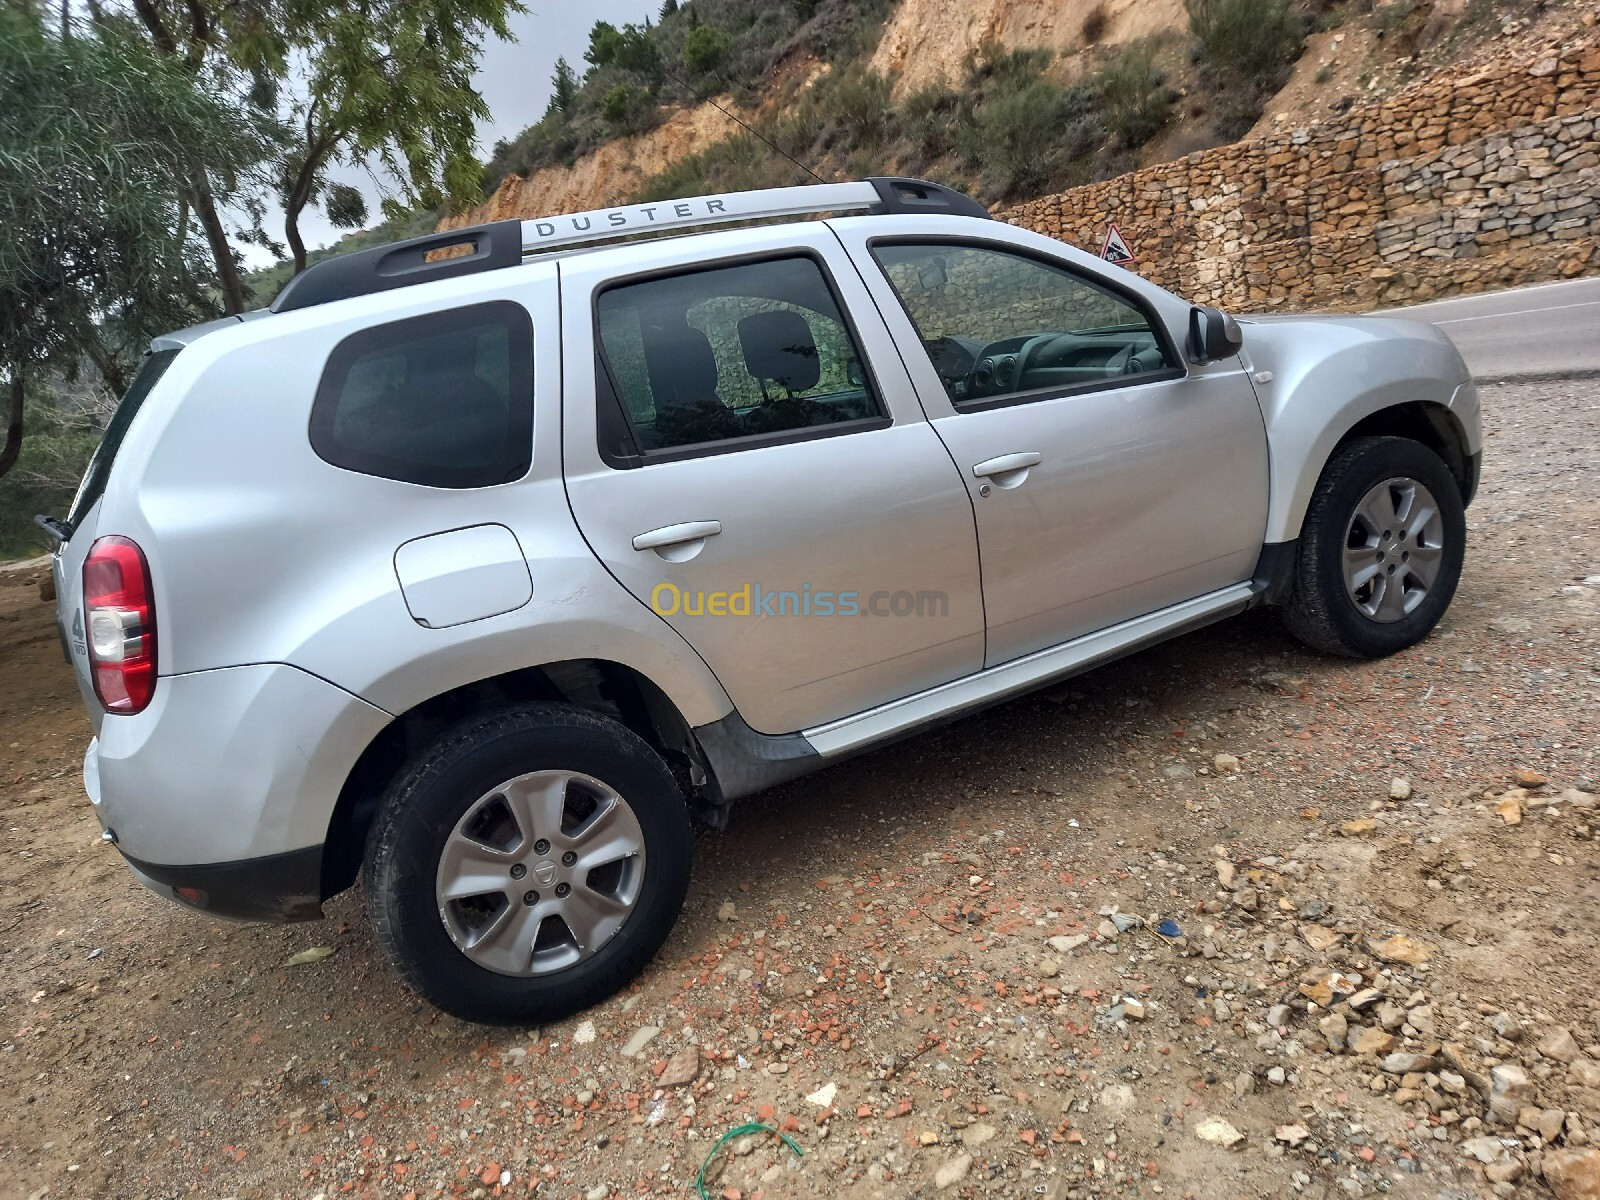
xmin=972 ymin=452 xmax=1042 ymax=489
xmin=632 ymin=520 xmax=722 ymax=560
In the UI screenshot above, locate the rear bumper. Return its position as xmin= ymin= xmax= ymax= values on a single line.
xmin=120 ymin=845 xmax=325 ymax=922
xmin=89 ymin=661 xmax=390 ymax=866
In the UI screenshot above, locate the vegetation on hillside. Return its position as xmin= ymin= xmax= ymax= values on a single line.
xmin=1187 ymin=0 xmax=1309 ymax=137
xmin=483 ymin=0 xmax=895 ymax=191
xmin=486 ymin=0 xmax=1308 ymax=209
xmin=632 ymin=37 xmax=1180 ymax=206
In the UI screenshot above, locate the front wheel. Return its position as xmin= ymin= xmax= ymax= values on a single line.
xmin=364 ymin=703 xmax=692 ymax=1025
xmin=1282 ymin=436 xmax=1466 ymax=658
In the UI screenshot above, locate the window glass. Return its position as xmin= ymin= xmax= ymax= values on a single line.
xmin=310 ymin=301 xmax=533 ymax=488
xmin=871 ymin=243 xmax=1176 ymax=405
xmin=595 ymin=256 xmax=881 ymax=456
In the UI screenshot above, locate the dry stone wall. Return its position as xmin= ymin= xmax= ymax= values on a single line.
xmin=997 ymin=32 xmax=1600 ymax=311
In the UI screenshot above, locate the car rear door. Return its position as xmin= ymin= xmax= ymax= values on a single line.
xmin=832 ymin=218 xmax=1270 ymax=667
xmin=560 ymin=225 xmax=984 ymax=735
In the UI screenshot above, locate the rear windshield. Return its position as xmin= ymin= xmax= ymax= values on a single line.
xmin=66 ymin=348 xmax=179 ymax=528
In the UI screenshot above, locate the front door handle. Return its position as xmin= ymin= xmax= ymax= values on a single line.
xmin=632 ymin=520 xmax=722 ymax=561
xmin=972 ymin=451 xmax=1042 ymax=489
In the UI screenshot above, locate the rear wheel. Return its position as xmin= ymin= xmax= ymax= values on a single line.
xmin=1282 ymin=436 xmax=1466 ymax=658
xmin=364 ymin=703 xmax=691 ymax=1025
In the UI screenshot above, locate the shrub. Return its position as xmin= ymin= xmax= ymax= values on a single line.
xmin=1094 ymin=41 xmax=1175 ymax=149
xmin=964 ymin=77 xmax=1103 ymax=199
xmin=1185 ymin=0 xmax=1305 ymax=137
xmin=1185 ymin=0 xmax=1305 ymax=91
xmin=817 ymin=67 xmax=893 ymax=151
xmin=600 ymin=83 xmax=652 ymax=131
xmin=965 ymin=37 xmax=1054 ymax=88
xmin=900 ymin=83 xmax=965 ymax=159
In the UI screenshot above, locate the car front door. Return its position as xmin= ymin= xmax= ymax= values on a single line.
xmin=560 ymin=227 xmax=984 ymax=735
xmin=832 ymin=220 xmax=1270 ymax=667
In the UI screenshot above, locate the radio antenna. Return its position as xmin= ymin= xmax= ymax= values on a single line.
xmin=655 ymin=64 xmax=830 ymax=186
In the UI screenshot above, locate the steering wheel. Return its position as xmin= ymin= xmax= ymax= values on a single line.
xmin=923 ymin=336 xmax=977 ymax=393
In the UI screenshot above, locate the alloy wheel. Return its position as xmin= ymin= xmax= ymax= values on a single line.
xmin=435 ymin=770 xmax=646 ymax=976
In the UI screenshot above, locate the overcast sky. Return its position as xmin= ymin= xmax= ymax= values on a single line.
xmin=238 ymin=1 xmax=660 ymax=269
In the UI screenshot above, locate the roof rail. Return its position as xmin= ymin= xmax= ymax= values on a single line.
xmin=272 ymin=177 xmax=987 ymax=314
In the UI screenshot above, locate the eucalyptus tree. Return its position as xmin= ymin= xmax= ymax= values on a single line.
xmin=0 ymin=7 xmax=267 ymax=478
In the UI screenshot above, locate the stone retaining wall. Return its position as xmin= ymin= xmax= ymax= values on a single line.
xmin=996 ymin=32 xmax=1600 ymax=310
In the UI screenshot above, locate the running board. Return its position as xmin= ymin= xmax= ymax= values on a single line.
xmin=803 ymin=584 xmax=1256 ymax=757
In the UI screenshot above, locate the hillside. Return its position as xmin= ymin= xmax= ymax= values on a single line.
xmin=443 ymin=0 xmax=1581 ymax=231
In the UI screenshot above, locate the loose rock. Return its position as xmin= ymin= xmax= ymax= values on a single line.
xmin=1195 ymin=1116 xmax=1246 ymax=1147
xmin=934 ymin=1153 xmax=972 ymax=1190
xmin=1275 ymin=1124 xmax=1310 ymax=1147
xmin=619 ymin=1026 xmax=661 ymax=1059
xmin=1367 ymin=933 xmax=1433 ymax=965
xmin=1540 ymin=1027 xmax=1582 ymax=1064
xmin=1543 ymin=1148 xmax=1600 ymax=1200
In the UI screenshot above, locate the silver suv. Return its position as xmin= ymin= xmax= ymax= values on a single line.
xmin=45 ymin=178 xmax=1481 ymax=1024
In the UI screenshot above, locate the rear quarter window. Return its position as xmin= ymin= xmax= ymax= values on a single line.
xmin=310 ymin=301 xmax=534 ymax=488
xmin=67 ymin=348 xmax=179 ymax=527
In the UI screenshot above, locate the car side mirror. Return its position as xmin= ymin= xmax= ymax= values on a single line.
xmin=1187 ymin=306 xmax=1243 ymax=364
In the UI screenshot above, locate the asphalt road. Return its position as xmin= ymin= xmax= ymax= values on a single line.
xmin=1382 ymin=275 xmax=1600 ymax=380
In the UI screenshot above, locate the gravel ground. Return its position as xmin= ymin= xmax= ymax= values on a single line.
xmin=2 ymin=378 xmax=1598 ymax=1200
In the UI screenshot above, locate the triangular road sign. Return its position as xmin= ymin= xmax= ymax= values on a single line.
xmin=1100 ymin=223 xmax=1135 ymax=265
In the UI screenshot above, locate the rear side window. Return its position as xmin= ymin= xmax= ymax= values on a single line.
xmin=594 ymin=255 xmax=883 ymax=461
xmin=67 ymin=348 xmax=179 ymax=527
xmin=310 ymin=301 xmax=533 ymax=488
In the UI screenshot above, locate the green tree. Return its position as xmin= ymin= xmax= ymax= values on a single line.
xmin=114 ymin=0 xmax=288 ymax=315
xmin=0 ymin=7 xmax=266 ymax=479
xmin=585 ymin=21 xmax=624 ymax=69
xmin=585 ymin=19 xmax=660 ymax=79
xmin=547 ymin=55 xmax=579 ymax=117
xmin=682 ymin=23 xmax=730 ymax=77
xmin=323 ymin=182 xmax=368 ymax=230
xmin=659 ymin=0 xmax=678 ymax=16
xmin=122 ymin=0 xmax=520 ymax=293
xmin=274 ymin=0 xmax=520 ymax=275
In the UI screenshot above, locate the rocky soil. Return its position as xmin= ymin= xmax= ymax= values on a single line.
xmin=2 ymin=378 xmax=1598 ymax=1200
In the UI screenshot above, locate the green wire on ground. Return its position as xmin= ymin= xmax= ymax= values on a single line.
xmin=695 ymin=1122 xmax=803 ymax=1199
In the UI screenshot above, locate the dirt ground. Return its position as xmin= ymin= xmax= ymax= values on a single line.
xmin=2 ymin=378 xmax=1598 ymax=1200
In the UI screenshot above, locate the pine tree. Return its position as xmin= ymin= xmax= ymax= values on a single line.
xmin=548 ymin=56 xmax=578 ymax=117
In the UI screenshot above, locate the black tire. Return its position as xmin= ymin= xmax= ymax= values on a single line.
xmin=1282 ymin=436 xmax=1466 ymax=658
xmin=364 ymin=703 xmax=691 ymax=1025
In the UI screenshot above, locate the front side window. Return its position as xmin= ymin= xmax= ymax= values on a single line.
xmin=310 ymin=301 xmax=533 ymax=488
xmin=595 ymin=255 xmax=882 ymax=458
xmin=871 ymin=242 xmax=1178 ymax=407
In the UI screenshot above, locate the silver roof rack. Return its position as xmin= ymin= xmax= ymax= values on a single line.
xmin=272 ymin=177 xmax=989 ymax=313
xmin=519 ymin=181 xmax=881 ymax=254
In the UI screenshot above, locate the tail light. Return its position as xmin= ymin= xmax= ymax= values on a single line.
xmin=83 ymin=535 xmax=157 ymax=714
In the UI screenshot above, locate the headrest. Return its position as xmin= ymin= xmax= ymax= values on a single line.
xmin=738 ymin=310 xmax=820 ymax=393
xmin=641 ymin=321 xmax=720 ymax=410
